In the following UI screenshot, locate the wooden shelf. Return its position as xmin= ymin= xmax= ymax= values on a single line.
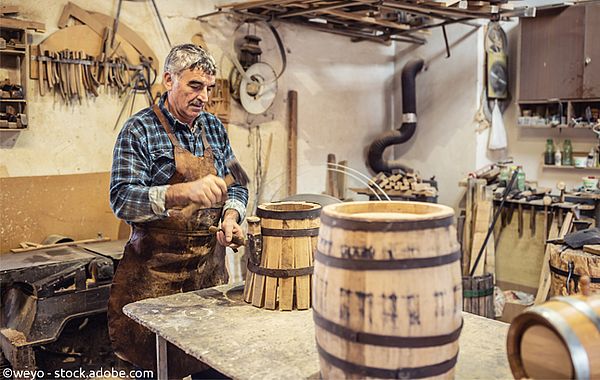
xmin=519 ymin=98 xmax=600 ymax=104
xmin=0 ymin=49 xmax=26 ymax=55
xmin=518 ymin=124 xmax=596 ymax=129
xmin=0 ymin=99 xmax=26 ymax=103
xmin=0 ymin=128 xmax=27 ymax=131
xmin=542 ymin=165 xmax=600 ymax=171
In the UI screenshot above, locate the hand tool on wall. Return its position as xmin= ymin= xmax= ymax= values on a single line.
xmin=518 ymin=203 xmax=523 ymax=238
xmin=178 ymin=160 xmax=250 ymax=220
xmin=530 ymin=204 xmax=536 ymax=237
xmin=543 ymin=195 xmax=552 ymax=243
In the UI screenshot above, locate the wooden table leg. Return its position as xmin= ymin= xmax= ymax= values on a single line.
xmin=156 ymin=335 xmax=168 ymax=380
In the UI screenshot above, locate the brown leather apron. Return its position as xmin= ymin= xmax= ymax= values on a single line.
xmin=108 ymin=105 xmax=228 ymax=377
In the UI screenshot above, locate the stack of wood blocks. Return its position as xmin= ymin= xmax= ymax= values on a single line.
xmin=369 ymin=171 xmax=437 ymax=197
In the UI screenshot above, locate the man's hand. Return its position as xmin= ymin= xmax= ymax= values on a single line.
xmin=166 ymin=174 xmax=228 ymax=209
xmin=217 ymin=209 xmax=244 ymax=248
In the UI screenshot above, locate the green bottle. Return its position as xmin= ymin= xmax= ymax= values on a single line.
xmin=517 ymin=166 xmax=526 ymax=191
xmin=544 ymin=139 xmax=555 ymax=165
xmin=562 ymin=139 xmax=573 ymax=166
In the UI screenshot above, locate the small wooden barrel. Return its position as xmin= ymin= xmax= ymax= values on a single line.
xmin=462 ymin=273 xmax=494 ymax=318
xmin=549 ymin=245 xmax=600 ymax=297
xmin=507 ymin=295 xmax=600 ymax=379
xmin=314 ymin=201 xmax=462 ymax=379
xmin=243 ymin=201 xmax=321 ymax=311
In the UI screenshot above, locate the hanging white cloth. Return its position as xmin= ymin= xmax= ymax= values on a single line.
xmin=488 ymin=99 xmax=507 ymax=150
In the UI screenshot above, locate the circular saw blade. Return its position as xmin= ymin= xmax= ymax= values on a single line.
xmin=240 ymin=62 xmax=277 ymax=115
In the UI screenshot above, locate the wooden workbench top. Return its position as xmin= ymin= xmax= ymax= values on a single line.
xmin=123 ymin=283 xmax=512 ymax=379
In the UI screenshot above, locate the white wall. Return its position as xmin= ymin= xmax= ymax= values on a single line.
xmin=393 ymin=24 xmax=483 ymax=209
xmin=0 ymin=0 xmax=394 ymax=215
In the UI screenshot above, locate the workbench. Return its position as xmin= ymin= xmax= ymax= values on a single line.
xmin=123 ymin=283 xmax=512 ymax=380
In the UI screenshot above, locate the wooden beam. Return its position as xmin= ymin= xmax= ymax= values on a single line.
xmin=322 ymin=9 xmax=410 ymax=30
xmin=278 ymin=1 xmax=368 ymax=18
xmin=287 ymin=90 xmax=297 ymax=196
xmin=0 ymin=6 xmax=19 ymax=15
xmin=0 ymin=17 xmax=45 ymax=32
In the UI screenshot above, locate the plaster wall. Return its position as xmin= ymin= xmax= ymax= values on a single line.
xmin=393 ymin=24 xmax=482 ymax=209
xmin=0 ymin=0 xmax=394 ymax=214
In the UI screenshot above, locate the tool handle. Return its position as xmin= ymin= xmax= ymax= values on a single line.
xmin=178 ymin=174 xmax=236 ymax=219
xmin=208 ymin=226 xmax=246 ymax=246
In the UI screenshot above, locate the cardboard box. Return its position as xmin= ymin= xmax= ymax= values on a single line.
xmin=499 ymin=301 xmax=530 ymax=323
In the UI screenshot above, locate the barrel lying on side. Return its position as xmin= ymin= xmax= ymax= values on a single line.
xmin=507 ymin=295 xmax=600 ymax=379
xmin=313 ymin=201 xmax=463 ymax=379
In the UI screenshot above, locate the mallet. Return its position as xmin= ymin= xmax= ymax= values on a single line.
xmin=179 ymin=159 xmax=250 ymax=220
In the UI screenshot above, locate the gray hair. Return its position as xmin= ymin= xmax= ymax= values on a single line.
xmin=163 ymin=44 xmax=217 ymax=77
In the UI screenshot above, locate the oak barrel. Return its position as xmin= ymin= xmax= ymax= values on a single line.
xmin=313 ymin=201 xmax=463 ymax=379
xmin=243 ymin=201 xmax=321 ymax=311
xmin=507 ymin=295 xmax=600 ymax=379
xmin=549 ymin=244 xmax=600 ymax=297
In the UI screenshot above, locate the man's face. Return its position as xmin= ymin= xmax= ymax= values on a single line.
xmin=164 ymin=68 xmax=215 ymax=123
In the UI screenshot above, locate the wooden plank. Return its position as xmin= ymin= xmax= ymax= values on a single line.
xmin=279 ymin=234 xmax=295 ymax=311
xmin=0 ymin=172 xmax=125 ymax=254
xmin=462 ymin=179 xmax=474 ymax=275
xmin=485 ymin=231 xmax=495 ymax=279
xmin=583 ymin=245 xmax=600 ymax=256
xmin=325 ymin=153 xmax=337 ymax=197
xmin=10 ymin=237 xmax=110 ymax=253
xmin=295 ymin=219 xmax=311 ymax=310
xmin=533 ymin=212 xmax=569 ymax=305
xmin=321 ymin=9 xmax=410 ymax=30
xmin=287 ymin=90 xmax=297 ymax=196
xmin=263 ymin=232 xmax=281 ymax=310
xmin=0 ymin=17 xmax=45 ymax=32
xmin=0 ymin=6 xmax=19 ymax=15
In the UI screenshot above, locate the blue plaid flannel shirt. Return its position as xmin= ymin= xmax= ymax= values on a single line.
xmin=110 ymin=95 xmax=248 ymax=223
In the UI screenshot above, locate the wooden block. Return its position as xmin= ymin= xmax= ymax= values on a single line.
xmin=279 ymin=236 xmax=295 ymax=311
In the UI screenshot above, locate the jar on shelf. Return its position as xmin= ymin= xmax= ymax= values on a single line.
xmin=544 ymin=139 xmax=555 ymax=165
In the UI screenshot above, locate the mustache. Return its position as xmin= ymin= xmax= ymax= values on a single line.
xmin=189 ymin=101 xmax=204 ymax=107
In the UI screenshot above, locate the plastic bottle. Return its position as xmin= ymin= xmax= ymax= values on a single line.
xmin=562 ymin=139 xmax=573 ymax=166
xmin=544 ymin=139 xmax=555 ymax=165
xmin=587 ymin=148 xmax=595 ymax=167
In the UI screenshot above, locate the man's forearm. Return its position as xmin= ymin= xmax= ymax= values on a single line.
xmin=222 ymin=208 xmax=240 ymax=222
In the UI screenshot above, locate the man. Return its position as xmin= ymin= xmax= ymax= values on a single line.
xmin=108 ymin=44 xmax=248 ymax=376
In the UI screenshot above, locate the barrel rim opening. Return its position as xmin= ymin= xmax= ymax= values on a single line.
xmin=322 ymin=201 xmax=454 ymax=222
xmin=508 ymin=311 xmax=575 ymax=380
xmin=257 ymin=201 xmax=322 ymax=212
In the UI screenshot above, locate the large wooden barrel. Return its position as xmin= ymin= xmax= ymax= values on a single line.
xmin=313 ymin=201 xmax=462 ymax=379
xmin=243 ymin=201 xmax=321 ymax=311
xmin=549 ymin=244 xmax=600 ymax=297
xmin=507 ymin=295 xmax=600 ymax=379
